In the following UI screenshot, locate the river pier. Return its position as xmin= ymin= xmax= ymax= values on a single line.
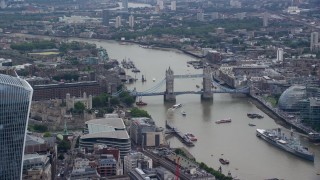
xmin=165 ymin=121 xmax=195 ymax=147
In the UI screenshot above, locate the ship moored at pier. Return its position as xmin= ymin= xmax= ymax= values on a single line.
xmin=256 ymin=128 xmax=314 ymax=161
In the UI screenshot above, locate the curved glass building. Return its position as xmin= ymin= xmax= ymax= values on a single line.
xmin=278 ymin=85 xmax=306 ymax=111
xmin=0 ymin=74 xmax=33 ymax=180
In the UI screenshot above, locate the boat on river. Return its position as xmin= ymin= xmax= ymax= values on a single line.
xmin=247 ymin=113 xmax=264 ymax=119
xmin=248 ymin=123 xmax=256 ymax=127
xmin=185 ymin=133 xmax=197 ymax=141
xmin=215 ymin=118 xmax=232 ymax=124
xmin=136 ymin=97 xmax=147 ymax=106
xmin=219 ymin=158 xmax=230 ymax=165
xmin=173 ymin=104 xmax=182 ymax=109
xmin=256 ymin=128 xmax=314 ymax=161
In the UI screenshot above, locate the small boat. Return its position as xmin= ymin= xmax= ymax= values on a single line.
xmin=247 ymin=113 xmax=264 ymax=119
xmin=136 ymin=97 xmax=147 ymax=106
xmin=215 ymin=118 xmax=232 ymax=124
xmin=219 ymin=158 xmax=230 ymax=165
xmin=196 ymin=85 xmax=200 ymax=88
xmin=181 ymin=111 xmax=186 ymax=116
xmin=185 ymin=133 xmax=197 ymax=141
xmin=172 ymin=104 xmax=182 ymax=109
xmin=248 ymin=123 xmax=256 ymax=127
xmin=132 ymin=68 xmax=140 ymax=73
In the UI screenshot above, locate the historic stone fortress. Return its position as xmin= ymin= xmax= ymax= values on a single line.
xmin=30 ymin=93 xmax=95 ymax=130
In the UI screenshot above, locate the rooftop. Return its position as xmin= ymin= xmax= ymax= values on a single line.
xmin=86 ymin=118 xmax=125 ymax=130
xmin=132 ymin=117 xmax=155 ymax=126
xmin=81 ymin=131 xmax=129 ymax=140
xmin=25 ymin=134 xmax=45 ymax=146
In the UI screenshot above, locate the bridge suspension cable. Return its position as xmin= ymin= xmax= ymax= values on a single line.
xmin=138 ymin=78 xmax=166 ymax=93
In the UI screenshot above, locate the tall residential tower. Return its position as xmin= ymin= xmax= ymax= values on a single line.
xmin=310 ymin=32 xmax=319 ymax=51
xmin=129 ymin=15 xmax=134 ymax=28
xmin=0 ymin=74 xmax=33 ymax=180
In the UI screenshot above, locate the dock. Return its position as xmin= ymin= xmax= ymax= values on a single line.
xmin=165 ymin=121 xmax=195 ymax=147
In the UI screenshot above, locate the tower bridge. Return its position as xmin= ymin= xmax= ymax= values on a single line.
xmin=113 ymin=67 xmax=250 ymax=102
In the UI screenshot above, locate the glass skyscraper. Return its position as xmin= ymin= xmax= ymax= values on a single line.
xmin=0 ymin=74 xmax=33 ymax=180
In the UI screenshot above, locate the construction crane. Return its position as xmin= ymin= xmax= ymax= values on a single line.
xmin=175 ymin=157 xmax=180 ymax=180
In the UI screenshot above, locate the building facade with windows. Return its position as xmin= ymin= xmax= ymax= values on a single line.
xmin=0 ymin=74 xmax=33 ymax=180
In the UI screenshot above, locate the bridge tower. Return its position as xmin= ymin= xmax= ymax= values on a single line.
xmin=202 ymin=66 xmax=213 ymax=100
xmin=164 ymin=67 xmax=176 ymax=102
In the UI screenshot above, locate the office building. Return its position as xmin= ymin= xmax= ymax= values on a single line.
xmin=300 ymin=98 xmax=320 ymax=126
xmin=197 ymin=12 xmax=204 ymax=21
xmin=123 ymin=152 xmax=152 ymax=174
xmin=80 ymin=118 xmax=130 ymax=158
xmin=0 ymin=0 xmax=6 ymax=9
xmin=0 ymin=74 xmax=33 ymax=180
xmin=122 ymin=0 xmax=128 ymax=11
xmin=277 ymin=48 xmax=284 ymax=62
xmin=157 ymin=0 xmax=164 ymax=10
xmin=115 ymin=16 xmax=122 ymax=28
xmin=211 ymin=12 xmax=219 ymax=20
xmin=310 ymin=32 xmax=319 ymax=51
xmin=129 ymin=15 xmax=134 ymax=28
xmin=130 ymin=117 xmax=164 ymax=147
xmin=33 ymin=81 xmax=103 ymax=101
xmin=0 ymin=58 xmax=12 ymax=67
xmin=22 ymin=154 xmax=52 ymax=180
xmin=102 ymin=10 xmax=110 ymax=26
xmin=70 ymin=168 xmax=100 ymax=180
xmin=170 ymin=1 xmax=176 ymax=11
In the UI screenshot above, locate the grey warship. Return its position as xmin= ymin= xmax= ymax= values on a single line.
xmin=256 ymin=128 xmax=314 ymax=161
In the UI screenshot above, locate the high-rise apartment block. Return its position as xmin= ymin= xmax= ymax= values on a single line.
xmin=0 ymin=74 xmax=33 ymax=180
xmin=310 ymin=32 xmax=319 ymax=51
xmin=129 ymin=15 xmax=134 ymax=28
xmin=263 ymin=13 xmax=268 ymax=27
xmin=171 ymin=1 xmax=176 ymax=11
xmin=277 ymin=48 xmax=284 ymax=62
xmin=115 ymin=16 xmax=122 ymax=28
xmin=0 ymin=0 xmax=6 ymax=9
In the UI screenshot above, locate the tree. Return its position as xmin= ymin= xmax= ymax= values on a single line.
xmin=74 ymin=102 xmax=86 ymax=113
xmin=123 ymin=96 xmax=135 ymax=106
xmin=33 ymin=124 xmax=48 ymax=133
xmin=43 ymin=132 xmax=51 ymax=137
xmin=110 ymin=97 xmax=120 ymax=106
xmin=131 ymin=107 xmax=151 ymax=118
xmin=58 ymin=140 xmax=71 ymax=152
xmin=58 ymin=154 xmax=65 ymax=160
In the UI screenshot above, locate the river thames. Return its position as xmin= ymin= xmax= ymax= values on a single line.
xmin=75 ymin=39 xmax=320 ymax=180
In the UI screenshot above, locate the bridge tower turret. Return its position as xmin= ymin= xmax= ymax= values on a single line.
xmin=202 ymin=66 xmax=213 ymax=100
xmin=164 ymin=67 xmax=176 ymax=102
